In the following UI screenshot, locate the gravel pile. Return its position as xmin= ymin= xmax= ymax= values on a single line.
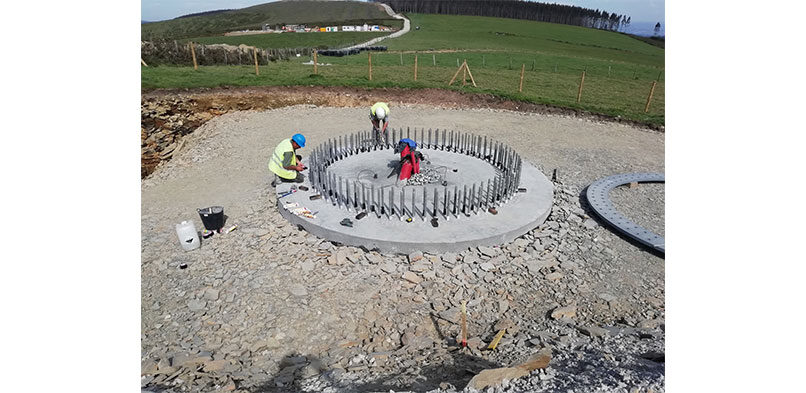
xmin=141 ymin=105 xmax=664 ymax=392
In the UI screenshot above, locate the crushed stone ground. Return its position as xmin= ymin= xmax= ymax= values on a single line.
xmin=141 ymin=104 xmax=665 ymax=392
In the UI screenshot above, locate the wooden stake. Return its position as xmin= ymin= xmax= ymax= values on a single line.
xmin=460 ymin=301 xmax=468 ymax=347
xmin=141 ymin=58 xmax=148 ymax=67
xmin=463 ymin=64 xmax=467 ymax=86
xmin=448 ymin=61 xmax=464 ymax=85
xmin=400 ymin=52 xmax=403 ymax=65
xmin=368 ymin=52 xmax=372 ymax=81
xmin=576 ymin=70 xmax=586 ymax=103
xmin=190 ymin=42 xmax=198 ymax=70
xmin=313 ymin=50 xmax=318 ymax=74
xmin=465 ymin=61 xmax=477 ymax=87
xmin=414 ymin=54 xmax=418 ymax=81
xmin=519 ymin=63 xmax=525 ymax=92
xmin=608 ymin=65 xmax=611 ymax=77
xmin=482 ymin=55 xmax=485 ymax=68
xmin=432 ymin=53 xmax=435 ymax=66
xmin=253 ymin=47 xmax=259 ymax=75
xmin=644 ymin=80 xmax=657 ymax=113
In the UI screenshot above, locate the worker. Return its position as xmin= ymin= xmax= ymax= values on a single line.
xmin=394 ymin=138 xmax=422 ymax=181
xmin=369 ymin=102 xmax=390 ymax=145
xmin=268 ymin=133 xmax=306 ymax=185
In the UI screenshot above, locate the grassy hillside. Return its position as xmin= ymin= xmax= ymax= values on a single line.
xmin=390 ymin=14 xmax=664 ymax=67
xmin=143 ymin=12 xmax=665 ymax=126
xmin=187 ymin=32 xmax=389 ymax=50
xmin=141 ymin=0 xmax=400 ymax=40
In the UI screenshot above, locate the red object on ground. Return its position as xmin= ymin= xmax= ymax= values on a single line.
xmin=398 ymin=144 xmax=420 ymax=181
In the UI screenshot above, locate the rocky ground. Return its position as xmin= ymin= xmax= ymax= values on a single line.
xmin=141 ymin=97 xmax=665 ymax=393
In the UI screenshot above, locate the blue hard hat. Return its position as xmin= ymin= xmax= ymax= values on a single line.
xmin=292 ymin=133 xmax=306 ymax=148
xmin=400 ymin=138 xmax=416 ymax=149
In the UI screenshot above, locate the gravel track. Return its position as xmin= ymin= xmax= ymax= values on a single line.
xmin=141 ymin=105 xmax=665 ymax=392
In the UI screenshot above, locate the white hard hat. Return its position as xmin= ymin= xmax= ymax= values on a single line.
xmin=375 ymin=106 xmax=385 ymax=119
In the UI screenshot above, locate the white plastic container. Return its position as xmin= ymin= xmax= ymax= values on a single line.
xmin=175 ymin=221 xmax=200 ymax=251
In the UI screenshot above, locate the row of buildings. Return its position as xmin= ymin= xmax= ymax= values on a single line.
xmin=263 ymin=24 xmax=391 ymax=33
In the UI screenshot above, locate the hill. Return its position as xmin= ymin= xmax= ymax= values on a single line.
xmin=141 ymin=0 xmax=400 ymax=40
xmin=385 ymin=13 xmax=663 ymax=68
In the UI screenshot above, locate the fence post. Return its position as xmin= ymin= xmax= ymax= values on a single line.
xmin=414 ymin=54 xmax=418 ymax=81
xmin=644 ymin=80 xmax=657 ymax=113
xmin=400 ymin=52 xmax=403 ymax=65
xmin=482 ymin=55 xmax=485 ymax=68
xmin=368 ymin=52 xmax=372 ymax=81
xmin=519 ymin=64 xmax=525 ymax=92
xmin=313 ymin=50 xmax=318 ymax=74
xmin=576 ymin=70 xmax=586 ymax=103
xmin=190 ymin=42 xmax=198 ymax=70
xmin=253 ymin=47 xmax=259 ymax=75
xmin=532 ymin=59 xmax=535 ymax=71
xmin=433 ymin=53 xmax=435 ymax=66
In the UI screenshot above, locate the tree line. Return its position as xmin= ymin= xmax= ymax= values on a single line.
xmin=373 ymin=0 xmax=631 ymax=31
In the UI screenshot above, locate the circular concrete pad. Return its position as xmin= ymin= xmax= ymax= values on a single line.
xmin=275 ymin=148 xmax=553 ymax=254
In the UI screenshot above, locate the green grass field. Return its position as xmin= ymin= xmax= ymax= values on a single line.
xmin=186 ymin=32 xmax=389 ymax=50
xmin=142 ymin=13 xmax=665 ymax=126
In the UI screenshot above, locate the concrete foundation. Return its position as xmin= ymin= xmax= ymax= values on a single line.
xmin=275 ymin=147 xmax=553 ymax=254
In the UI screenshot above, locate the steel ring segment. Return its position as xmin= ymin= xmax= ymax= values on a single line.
xmin=585 ymin=173 xmax=665 ymax=253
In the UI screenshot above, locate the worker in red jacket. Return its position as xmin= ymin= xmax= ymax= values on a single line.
xmin=395 ymin=138 xmax=422 ymax=181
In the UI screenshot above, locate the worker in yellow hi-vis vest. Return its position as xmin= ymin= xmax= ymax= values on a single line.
xmin=369 ymin=102 xmax=390 ymax=146
xmin=268 ymin=133 xmax=306 ymax=186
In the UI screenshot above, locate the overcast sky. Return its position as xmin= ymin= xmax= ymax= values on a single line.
xmin=141 ymin=0 xmax=665 ymax=24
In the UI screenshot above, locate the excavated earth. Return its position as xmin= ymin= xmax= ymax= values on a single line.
xmin=141 ymin=87 xmax=665 ymax=393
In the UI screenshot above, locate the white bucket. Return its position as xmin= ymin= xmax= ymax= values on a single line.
xmin=175 ymin=221 xmax=200 ymax=251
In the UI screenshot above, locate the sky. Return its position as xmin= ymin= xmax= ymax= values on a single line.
xmin=141 ymin=0 xmax=665 ymax=24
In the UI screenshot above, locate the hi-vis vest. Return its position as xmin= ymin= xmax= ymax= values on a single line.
xmin=268 ymin=138 xmax=297 ymax=179
xmin=370 ymin=102 xmax=390 ymax=119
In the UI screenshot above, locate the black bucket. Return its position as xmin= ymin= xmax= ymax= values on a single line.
xmin=197 ymin=206 xmax=224 ymax=231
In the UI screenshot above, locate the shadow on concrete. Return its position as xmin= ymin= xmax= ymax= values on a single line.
xmin=576 ymin=185 xmax=665 ymax=259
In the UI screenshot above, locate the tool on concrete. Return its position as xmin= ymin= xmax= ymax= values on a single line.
xmin=517 ymin=187 xmax=527 ymax=193
xmin=488 ymin=207 xmax=498 ymax=215
xmin=585 ymin=172 xmax=665 ymax=253
xmin=487 ymin=329 xmax=506 ymax=350
xmin=179 ymin=263 xmax=188 ymax=269
xmin=309 ymin=195 xmax=322 ymax=200
xmin=279 ymin=189 xmax=297 ymax=198
xmin=460 ymin=301 xmax=468 ymax=348
xmin=340 ymin=218 xmax=353 ymax=227
xmin=299 ymin=185 xmax=309 ymax=191
xmin=355 ymin=211 xmax=367 ymax=220
xmin=223 ymin=225 xmax=237 ymax=234
xmin=431 ymin=217 xmax=439 ymax=227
